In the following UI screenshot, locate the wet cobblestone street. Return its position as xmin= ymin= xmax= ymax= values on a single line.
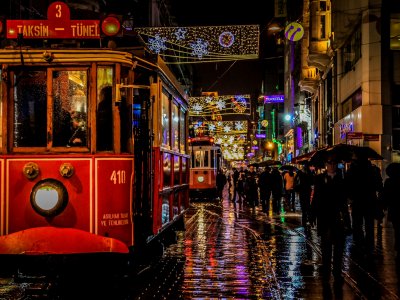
xmin=129 ymin=187 xmax=400 ymax=299
xmin=1 ymin=188 xmax=400 ymax=299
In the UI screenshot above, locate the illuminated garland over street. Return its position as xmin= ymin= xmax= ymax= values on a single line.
xmin=189 ymin=95 xmax=251 ymax=117
xmin=190 ymin=120 xmax=247 ymax=160
xmin=135 ymin=25 xmax=259 ymax=63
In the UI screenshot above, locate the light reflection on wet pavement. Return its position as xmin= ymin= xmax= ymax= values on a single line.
xmin=134 ymin=190 xmax=400 ymax=299
xmin=2 ymin=191 xmax=400 ymax=299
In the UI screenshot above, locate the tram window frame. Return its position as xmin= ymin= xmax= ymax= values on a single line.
xmin=10 ymin=68 xmax=90 ymax=153
xmin=161 ymin=91 xmax=171 ymax=149
xmin=51 ymin=69 xmax=89 ymax=150
xmin=171 ymin=102 xmax=179 ymax=152
xmin=12 ymin=69 xmax=48 ymax=149
xmin=97 ymin=66 xmax=114 ymax=152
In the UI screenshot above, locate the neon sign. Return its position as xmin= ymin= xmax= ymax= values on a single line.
xmin=264 ymin=94 xmax=284 ymax=104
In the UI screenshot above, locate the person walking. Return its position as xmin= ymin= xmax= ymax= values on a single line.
xmin=236 ymin=169 xmax=246 ymax=203
xmin=270 ymin=167 xmax=283 ymax=214
xmin=310 ymin=156 xmax=350 ymax=283
xmin=283 ymin=169 xmax=296 ymax=211
xmin=245 ymin=165 xmax=259 ymax=207
xmin=383 ymin=162 xmax=400 ymax=261
xmin=258 ymin=167 xmax=272 ymax=212
xmin=232 ymin=167 xmax=240 ymax=202
xmin=216 ymin=169 xmax=227 ymax=201
xmin=345 ymin=153 xmax=383 ymax=255
xmin=294 ymin=163 xmax=314 ymax=227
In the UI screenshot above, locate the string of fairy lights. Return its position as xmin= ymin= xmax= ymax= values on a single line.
xmin=189 ymin=95 xmax=251 ymax=117
xmin=135 ymin=25 xmax=259 ymax=63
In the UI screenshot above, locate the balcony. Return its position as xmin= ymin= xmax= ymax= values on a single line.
xmin=308 ymin=40 xmax=333 ymax=71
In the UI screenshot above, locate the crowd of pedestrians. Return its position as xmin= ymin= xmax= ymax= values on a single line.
xmin=217 ymin=156 xmax=400 ymax=284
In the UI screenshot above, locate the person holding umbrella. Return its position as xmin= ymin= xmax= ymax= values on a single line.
xmin=310 ymin=154 xmax=350 ymax=283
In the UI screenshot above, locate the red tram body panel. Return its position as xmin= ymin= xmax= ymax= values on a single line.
xmin=0 ymin=3 xmax=190 ymax=263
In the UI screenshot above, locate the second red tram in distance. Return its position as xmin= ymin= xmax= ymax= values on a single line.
xmin=0 ymin=2 xmax=190 ymax=273
xmin=188 ymin=135 xmax=222 ymax=200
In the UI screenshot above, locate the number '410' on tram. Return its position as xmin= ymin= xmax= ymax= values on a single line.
xmin=0 ymin=2 xmax=190 ymax=274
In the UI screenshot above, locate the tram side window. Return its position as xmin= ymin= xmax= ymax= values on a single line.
xmin=52 ymin=70 xmax=88 ymax=147
xmin=161 ymin=92 xmax=170 ymax=148
xmin=179 ymin=109 xmax=186 ymax=153
xmin=0 ymin=70 xmax=2 ymax=148
xmin=97 ymin=67 xmax=113 ymax=151
xmin=172 ymin=102 xmax=179 ymax=151
xmin=13 ymin=70 xmax=47 ymax=147
xmin=210 ymin=150 xmax=215 ymax=168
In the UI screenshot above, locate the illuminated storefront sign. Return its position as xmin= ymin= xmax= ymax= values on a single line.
xmin=7 ymin=2 xmax=101 ymax=39
xmin=264 ymin=94 xmax=284 ymax=104
xmin=339 ymin=122 xmax=354 ymax=139
xmin=255 ymin=134 xmax=266 ymax=138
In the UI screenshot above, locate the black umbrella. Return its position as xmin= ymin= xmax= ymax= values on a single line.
xmin=309 ymin=144 xmax=383 ymax=167
xmin=292 ymin=150 xmax=318 ymax=164
xmin=279 ymin=165 xmax=299 ymax=173
xmin=258 ymin=160 xmax=282 ymax=167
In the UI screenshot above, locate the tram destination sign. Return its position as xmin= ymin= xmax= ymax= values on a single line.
xmin=6 ymin=2 xmax=100 ymax=39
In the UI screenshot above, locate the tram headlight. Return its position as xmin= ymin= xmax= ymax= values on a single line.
xmin=30 ymin=179 xmax=68 ymax=217
xmin=197 ymin=176 xmax=204 ymax=183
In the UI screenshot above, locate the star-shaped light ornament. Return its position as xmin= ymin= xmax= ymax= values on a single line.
xmin=223 ymin=125 xmax=231 ymax=133
xmin=208 ymin=124 xmax=216 ymax=131
xmin=174 ymin=28 xmax=187 ymax=40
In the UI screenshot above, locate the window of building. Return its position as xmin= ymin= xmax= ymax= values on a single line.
xmin=390 ymin=13 xmax=400 ymax=50
xmin=342 ymin=26 xmax=362 ymax=73
xmin=393 ymin=106 xmax=400 ymax=128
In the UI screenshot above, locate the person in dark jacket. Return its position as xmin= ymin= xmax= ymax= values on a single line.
xmin=258 ymin=167 xmax=272 ymax=212
xmin=270 ymin=167 xmax=283 ymax=214
xmin=216 ymin=169 xmax=227 ymax=200
xmin=295 ymin=163 xmax=314 ymax=227
xmin=245 ymin=165 xmax=259 ymax=207
xmin=383 ymin=162 xmax=400 ymax=260
xmin=232 ymin=168 xmax=240 ymax=202
xmin=345 ymin=153 xmax=383 ymax=254
xmin=310 ymin=156 xmax=350 ymax=282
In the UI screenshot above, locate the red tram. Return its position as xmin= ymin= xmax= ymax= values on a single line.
xmin=0 ymin=2 xmax=190 ymax=271
xmin=188 ymin=136 xmax=222 ymax=200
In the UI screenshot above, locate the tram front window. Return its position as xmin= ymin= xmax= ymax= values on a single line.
xmin=52 ymin=70 xmax=88 ymax=147
xmin=13 ymin=70 xmax=47 ymax=147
